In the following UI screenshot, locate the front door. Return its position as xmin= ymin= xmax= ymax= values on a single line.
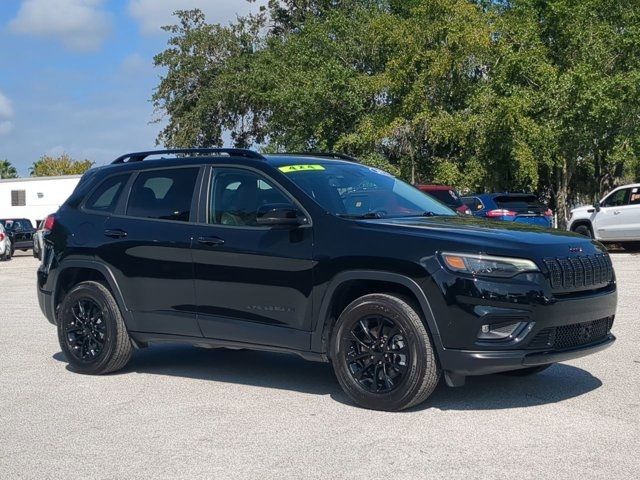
xmin=191 ymin=166 xmax=314 ymax=351
xmin=595 ymin=187 xmax=631 ymax=241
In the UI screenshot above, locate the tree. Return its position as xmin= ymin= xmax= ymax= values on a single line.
xmin=0 ymin=159 xmax=18 ymax=179
xmin=30 ymin=154 xmax=93 ymax=177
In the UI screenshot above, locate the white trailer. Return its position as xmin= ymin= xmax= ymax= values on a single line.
xmin=0 ymin=175 xmax=81 ymax=227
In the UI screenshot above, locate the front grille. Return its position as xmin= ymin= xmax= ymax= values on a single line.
xmin=527 ymin=317 xmax=614 ymax=350
xmin=544 ymin=253 xmax=613 ymax=291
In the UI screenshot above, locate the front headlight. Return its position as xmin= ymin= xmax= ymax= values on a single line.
xmin=441 ymin=252 xmax=539 ymax=278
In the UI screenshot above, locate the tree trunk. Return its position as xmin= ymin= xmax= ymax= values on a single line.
xmin=555 ymin=159 xmax=570 ymax=230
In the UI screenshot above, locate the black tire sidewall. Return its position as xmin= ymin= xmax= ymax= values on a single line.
xmin=331 ymin=295 xmax=434 ymax=411
xmin=57 ymin=282 xmax=122 ymax=374
xmin=574 ymin=225 xmax=593 ymax=238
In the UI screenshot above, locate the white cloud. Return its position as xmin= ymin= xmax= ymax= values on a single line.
xmin=128 ymin=0 xmax=265 ymax=34
xmin=0 ymin=90 xmax=14 ymax=136
xmin=9 ymin=0 xmax=112 ymax=52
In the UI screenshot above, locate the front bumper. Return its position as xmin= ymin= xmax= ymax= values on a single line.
xmin=440 ymin=334 xmax=615 ymax=376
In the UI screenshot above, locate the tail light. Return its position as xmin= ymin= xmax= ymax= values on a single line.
xmin=544 ymin=208 xmax=553 ymax=217
xmin=0 ymin=232 xmax=5 ymax=241
xmin=486 ymin=209 xmax=517 ymax=218
xmin=43 ymin=214 xmax=56 ymax=231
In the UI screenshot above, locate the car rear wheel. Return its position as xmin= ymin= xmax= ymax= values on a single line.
xmin=572 ymin=224 xmax=593 ymax=238
xmin=331 ymin=293 xmax=440 ymax=411
xmin=57 ymin=281 xmax=134 ymax=375
xmin=502 ymin=364 xmax=553 ymax=376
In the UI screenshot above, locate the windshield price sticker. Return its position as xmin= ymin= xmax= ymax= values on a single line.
xmin=279 ymin=164 xmax=326 ymax=173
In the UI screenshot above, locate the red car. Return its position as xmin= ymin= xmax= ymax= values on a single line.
xmin=416 ymin=185 xmax=472 ymax=215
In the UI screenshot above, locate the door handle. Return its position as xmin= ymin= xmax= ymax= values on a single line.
xmin=613 ymin=210 xmax=622 ymax=215
xmin=197 ymin=236 xmax=225 ymax=247
xmin=104 ymin=229 xmax=128 ymax=239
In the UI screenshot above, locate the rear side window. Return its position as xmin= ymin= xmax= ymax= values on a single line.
xmin=126 ymin=168 xmax=199 ymax=222
xmin=84 ymin=174 xmax=130 ymax=213
xmin=463 ymin=197 xmax=484 ymax=211
xmin=628 ymin=187 xmax=640 ymax=205
xmin=426 ymin=189 xmax=463 ymax=208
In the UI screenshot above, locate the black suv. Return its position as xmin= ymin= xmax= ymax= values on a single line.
xmin=37 ymin=149 xmax=617 ymax=411
xmin=1 ymin=218 xmax=36 ymax=255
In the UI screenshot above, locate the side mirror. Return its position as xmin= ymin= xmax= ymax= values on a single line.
xmin=594 ymin=203 xmax=601 ymax=212
xmin=256 ymin=204 xmax=306 ymax=227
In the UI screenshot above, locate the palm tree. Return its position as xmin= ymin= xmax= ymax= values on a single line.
xmin=0 ymin=159 xmax=18 ymax=179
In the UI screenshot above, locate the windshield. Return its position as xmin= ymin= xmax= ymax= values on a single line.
xmin=280 ymin=162 xmax=455 ymax=218
xmin=1 ymin=219 xmax=32 ymax=230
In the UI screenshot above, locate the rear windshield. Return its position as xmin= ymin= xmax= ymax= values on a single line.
xmin=425 ymin=190 xmax=463 ymax=208
xmin=494 ymin=195 xmax=543 ymax=212
xmin=0 ymin=219 xmax=33 ymax=230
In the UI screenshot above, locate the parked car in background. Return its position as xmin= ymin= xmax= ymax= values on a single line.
xmin=568 ymin=183 xmax=640 ymax=250
xmin=0 ymin=223 xmax=12 ymax=261
xmin=462 ymin=193 xmax=553 ymax=228
xmin=416 ymin=185 xmax=471 ymax=215
xmin=32 ymin=214 xmax=55 ymax=260
xmin=0 ymin=218 xmax=36 ymax=253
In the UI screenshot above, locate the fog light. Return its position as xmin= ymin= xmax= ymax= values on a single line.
xmin=478 ymin=322 xmax=525 ymax=340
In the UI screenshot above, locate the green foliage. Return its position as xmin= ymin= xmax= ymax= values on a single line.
xmin=0 ymin=159 xmax=18 ymax=179
xmin=152 ymin=0 xmax=640 ymax=225
xmin=30 ymin=154 xmax=93 ymax=177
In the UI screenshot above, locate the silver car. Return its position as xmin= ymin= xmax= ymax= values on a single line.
xmin=0 ymin=223 xmax=12 ymax=261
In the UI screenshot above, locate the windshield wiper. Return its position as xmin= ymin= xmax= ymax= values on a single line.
xmin=337 ymin=211 xmax=386 ymax=219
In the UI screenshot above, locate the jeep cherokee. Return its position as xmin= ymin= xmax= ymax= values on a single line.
xmin=37 ymin=149 xmax=617 ymax=411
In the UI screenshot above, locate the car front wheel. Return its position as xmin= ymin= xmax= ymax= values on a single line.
xmin=572 ymin=224 xmax=593 ymax=238
xmin=57 ymin=281 xmax=134 ymax=375
xmin=331 ymin=293 xmax=440 ymax=411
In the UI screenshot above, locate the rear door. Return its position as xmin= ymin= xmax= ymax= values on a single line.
xmin=97 ymin=166 xmax=203 ymax=337
xmin=191 ymin=166 xmax=314 ymax=350
xmin=595 ymin=187 xmax=631 ymax=240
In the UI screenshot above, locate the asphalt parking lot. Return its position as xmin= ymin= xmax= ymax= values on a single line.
xmin=1 ymin=251 xmax=639 ymax=479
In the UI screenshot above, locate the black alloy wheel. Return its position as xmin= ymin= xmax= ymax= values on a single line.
xmin=345 ymin=315 xmax=409 ymax=394
xmin=332 ymin=293 xmax=440 ymax=411
xmin=64 ymin=298 xmax=107 ymax=362
xmin=57 ymin=281 xmax=134 ymax=375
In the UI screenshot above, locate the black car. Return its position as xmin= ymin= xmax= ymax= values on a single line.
xmin=0 ymin=218 xmax=36 ymax=254
xmin=37 ymin=149 xmax=617 ymax=411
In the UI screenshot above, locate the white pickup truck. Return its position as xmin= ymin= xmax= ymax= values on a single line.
xmin=568 ymin=183 xmax=640 ymax=250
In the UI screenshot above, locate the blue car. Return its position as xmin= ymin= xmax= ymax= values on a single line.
xmin=462 ymin=193 xmax=554 ymax=228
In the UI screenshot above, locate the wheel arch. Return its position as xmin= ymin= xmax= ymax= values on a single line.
xmin=570 ymin=219 xmax=595 ymax=237
xmin=311 ymin=271 xmax=443 ymax=357
xmin=52 ymin=260 xmax=132 ymax=328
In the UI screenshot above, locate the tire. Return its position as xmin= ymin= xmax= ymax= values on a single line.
xmin=57 ymin=281 xmax=134 ymax=375
xmin=331 ymin=293 xmax=440 ymax=411
xmin=502 ymin=364 xmax=553 ymax=376
xmin=572 ymin=224 xmax=593 ymax=238
xmin=623 ymin=242 xmax=640 ymax=252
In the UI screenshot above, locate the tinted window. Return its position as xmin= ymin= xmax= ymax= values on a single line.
xmin=425 ymin=189 xmax=463 ymax=208
xmin=282 ymin=163 xmax=454 ymax=218
xmin=85 ymin=174 xmax=129 ymax=213
xmin=462 ymin=197 xmax=484 ymax=211
xmin=629 ymin=187 xmax=640 ymax=205
xmin=210 ymin=169 xmax=293 ymax=226
xmin=602 ymin=188 xmax=629 ymax=207
xmin=494 ymin=195 xmax=544 ymax=212
xmin=127 ymin=168 xmax=199 ymax=222
xmin=2 ymin=219 xmax=32 ymax=230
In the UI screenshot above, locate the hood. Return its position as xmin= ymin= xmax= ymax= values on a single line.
xmin=362 ymin=215 xmax=603 ymax=254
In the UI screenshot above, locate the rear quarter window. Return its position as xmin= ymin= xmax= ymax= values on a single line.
xmin=84 ymin=174 xmax=130 ymax=213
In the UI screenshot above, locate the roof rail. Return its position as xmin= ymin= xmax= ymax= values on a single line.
xmin=112 ymin=148 xmax=265 ymax=164
xmin=275 ymin=152 xmax=360 ymax=163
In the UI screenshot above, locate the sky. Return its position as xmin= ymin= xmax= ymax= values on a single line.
xmin=0 ymin=0 xmax=263 ymax=176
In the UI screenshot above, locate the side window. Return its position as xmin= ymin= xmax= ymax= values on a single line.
xmin=602 ymin=188 xmax=629 ymax=207
xmin=463 ymin=197 xmax=483 ymax=211
xmin=210 ymin=169 xmax=293 ymax=226
xmin=126 ymin=168 xmax=199 ymax=222
xmin=85 ymin=174 xmax=130 ymax=213
xmin=629 ymin=187 xmax=640 ymax=205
